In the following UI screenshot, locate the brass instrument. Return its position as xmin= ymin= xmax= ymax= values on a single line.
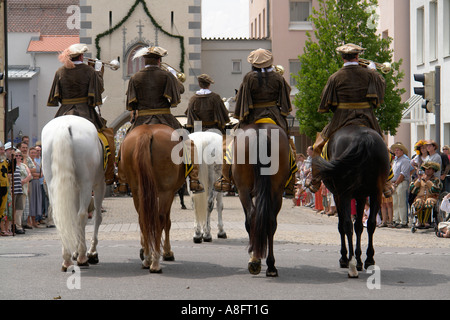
xmin=273 ymin=65 xmax=285 ymax=75
xmin=161 ymin=62 xmax=186 ymax=82
xmin=84 ymin=58 xmax=120 ymax=71
xmin=358 ymin=58 xmax=391 ymax=74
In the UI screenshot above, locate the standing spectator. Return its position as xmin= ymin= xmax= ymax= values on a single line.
xmin=28 ymin=147 xmax=43 ymax=227
xmin=33 ymin=144 xmax=48 ymax=222
xmin=17 ymin=142 xmax=34 ymax=229
xmin=410 ymin=140 xmax=428 ymax=180
xmin=443 ymin=145 xmax=450 ymax=192
xmin=390 ymin=142 xmax=412 ymax=228
xmin=303 ymin=146 xmax=315 ymax=207
xmin=424 ymin=140 xmax=442 ymax=178
xmin=12 ymin=150 xmax=32 ymax=234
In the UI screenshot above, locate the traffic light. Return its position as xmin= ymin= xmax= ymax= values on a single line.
xmin=414 ymin=71 xmax=435 ymax=113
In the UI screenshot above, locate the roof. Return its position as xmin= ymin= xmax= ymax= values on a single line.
xmin=8 ymin=66 xmax=40 ymax=79
xmin=7 ymin=0 xmax=79 ymax=35
xmin=27 ymin=35 xmax=80 ymax=53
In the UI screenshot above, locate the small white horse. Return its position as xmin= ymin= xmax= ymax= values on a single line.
xmin=42 ymin=115 xmax=106 ymax=272
xmin=189 ymin=131 xmax=226 ymax=243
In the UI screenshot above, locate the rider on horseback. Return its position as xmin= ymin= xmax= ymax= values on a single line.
xmin=115 ymin=46 xmax=204 ymax=194
xmin=47 ymin=43 xmax=116 ymax=186
xmin=185 ymin=74 xmax=230 ymax=134
xmin=306 ymin=43 xmax=393 ymax=197
xmin=213 ymin=48 xmax=297 ymax=197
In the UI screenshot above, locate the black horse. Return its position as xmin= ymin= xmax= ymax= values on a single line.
xmin=313 ymin=125 xmax=390 ymax=278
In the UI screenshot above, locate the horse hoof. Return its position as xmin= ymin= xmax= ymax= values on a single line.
xmin=203 ymin=235 xmax=212 ymax=242
xmin=356 ymin=262 xmax=363 ymax=272
xmin=348 ymin=273 xmax=359 ymax=279
xmin=248 ymin=261 xmax=261 ymax=275
xmin=364 ymin=260 xmax=375 ymax=270
xmin=87 ymin=253 xmax=99 ymax=265
xmin=193 ymin=236 xmax=203 ymax=244
xmin=77 ymin=260 xmax=89 ymax=268
xmin=163 ymin=252 xmax=175 ymax=261
xmin=150 ymin=268 xmax=162 ymax=274
xmin=266 ymin=269 xmax=278 ymax=277
xmin=218 ymin=232 xmax=227 ymax=239
xmin=61 ymin=265 xmax=69 ymax=272
xmin=339 ymin=258 xmax=349 ymax=268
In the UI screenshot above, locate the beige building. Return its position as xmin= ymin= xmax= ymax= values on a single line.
xmin=79 ymin=0 xmax=201 ymax=129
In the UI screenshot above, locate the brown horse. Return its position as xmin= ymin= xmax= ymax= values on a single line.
xmin=232 ymin=123 xmax=290 ymax=277
xmin=119 ymin=124 xmax=186 ymax=273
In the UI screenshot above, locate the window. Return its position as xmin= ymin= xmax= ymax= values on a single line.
xmin=417 ymin=6 xmax=424 ymax=65
xmin=232 ymin=60 xmax=242 ymax=74
xmin=444 ymin=0 xmax=450 ymax=56
xmin=289 ymin=60 xmax=301 ymax=87
xmin=289 ymin=0 xmax=312 ymax=30
xmin=429 ymin=1 xmax=438 ymax=61
xmin=127 ymin=46 xmax=146 ymax=76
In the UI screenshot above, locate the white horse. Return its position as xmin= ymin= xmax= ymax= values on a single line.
xmin=42 ymin=115 xmax=106 ymax=272
xmin=189 ymin=131 xmax=226 ymax=243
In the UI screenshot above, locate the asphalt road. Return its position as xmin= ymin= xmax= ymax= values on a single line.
xmin=1 ymin=194 xmax=450 ymax=302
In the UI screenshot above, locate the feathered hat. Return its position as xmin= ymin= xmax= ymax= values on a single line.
xmin=133 ymin=46 xmax=168 ymax=60
xmin=58 ymin=43 xmax=88 ymax=69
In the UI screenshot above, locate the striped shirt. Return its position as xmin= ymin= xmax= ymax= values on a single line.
xmin=13 ymin=166 xmax=23 ymax=194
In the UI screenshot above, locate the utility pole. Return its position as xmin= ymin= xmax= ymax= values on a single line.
xmin=434 ymin=65 xmax=441 ymax=147
xmin=0 ymin=0 xmax=7 ymax=142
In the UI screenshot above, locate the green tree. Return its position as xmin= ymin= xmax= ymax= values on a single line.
xmin=293 ymin=0 xmax=407 ymax=140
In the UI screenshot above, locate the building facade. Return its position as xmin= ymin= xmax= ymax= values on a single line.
xmin=410 ymin=0 xmax=450 ymax=150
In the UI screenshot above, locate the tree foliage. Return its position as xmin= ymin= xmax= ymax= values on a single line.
xmin=293 ymin=0 xmax=407 ymax=139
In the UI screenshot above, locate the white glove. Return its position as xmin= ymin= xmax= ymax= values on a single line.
xmin=368 ymin=61 xmax=376 ymax=70
xmin=95 ymin=60 xmax=103 ymax=71
xmin=166 ymin=66 xmax=177 ymax=78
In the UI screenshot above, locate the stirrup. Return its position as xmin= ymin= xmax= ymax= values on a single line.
xmin=190 ymin=180 xmax=205 ymax=194
xmin=114 ymin=184 xmax=128 ymax=195
xmin=305 ymin=179 xmax=320 ymax=193
xmin=214 ymin=177 xmax=233 ymax=192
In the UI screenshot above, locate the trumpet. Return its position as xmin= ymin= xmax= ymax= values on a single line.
xmin=358 ymin=58 xmax=391 ymax=74
xmin=161 ymin=62 xmax=186 ymax=82
xmin=273 ymin=65 xmax=285 ymax=75
xmin=84 ymin=58 xmax=120 ymax=71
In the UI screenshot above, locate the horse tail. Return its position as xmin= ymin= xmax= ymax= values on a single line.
xmin=249 ymin=131 xmax=275 ymax=259
xmin=135 ymin=131 xmax=160 ymax=254
xmin=50 ymin=123 xmax=79 ymax=254
xmin=313 ymin=131 xmax=376 ymax=195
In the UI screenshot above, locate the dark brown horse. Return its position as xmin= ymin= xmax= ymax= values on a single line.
xmin=232 ymin=123 xmax=291 ymax=277
xmin=313 ymin=125 xmax=390 ymax=278
xmin=119 ymin=124 xmax=186 ymax=273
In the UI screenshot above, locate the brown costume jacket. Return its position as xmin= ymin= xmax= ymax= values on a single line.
xmin=185 ymin=92 xmax=230 ymax=133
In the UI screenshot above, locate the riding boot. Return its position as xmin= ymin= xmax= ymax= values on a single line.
xmin=102 ymin=127 xmax=116 ymax=185
xmin=305 ymin=133 xmax=325 ymax=193
xmin=188 ymin=140 xmax=204 ymax=194
xmin=284 ymin=176 xmax=295 ymax=199
xmin=114 ymin=146 xmax=129 ymax=195
xmin=214 ymin=163 xmax=234 ymax=192
xmin=189 ymin=164 xmax=204 ymax=193
xmin=284 ymin=138 xmax=297 ymax=198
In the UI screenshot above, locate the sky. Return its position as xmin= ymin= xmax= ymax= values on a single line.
xmin=201 ymin=0 xmax=250 ymax=38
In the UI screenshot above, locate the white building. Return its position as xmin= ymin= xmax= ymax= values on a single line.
xmin=410 ymin=0 xmax=450 ymax=149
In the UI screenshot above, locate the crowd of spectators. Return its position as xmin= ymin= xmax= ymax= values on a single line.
xmin=0 ymin=136 xmax=53 ymax=237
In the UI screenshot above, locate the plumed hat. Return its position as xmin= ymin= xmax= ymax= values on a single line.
xmin=133 ymin=46 xmax=168 ymax=60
